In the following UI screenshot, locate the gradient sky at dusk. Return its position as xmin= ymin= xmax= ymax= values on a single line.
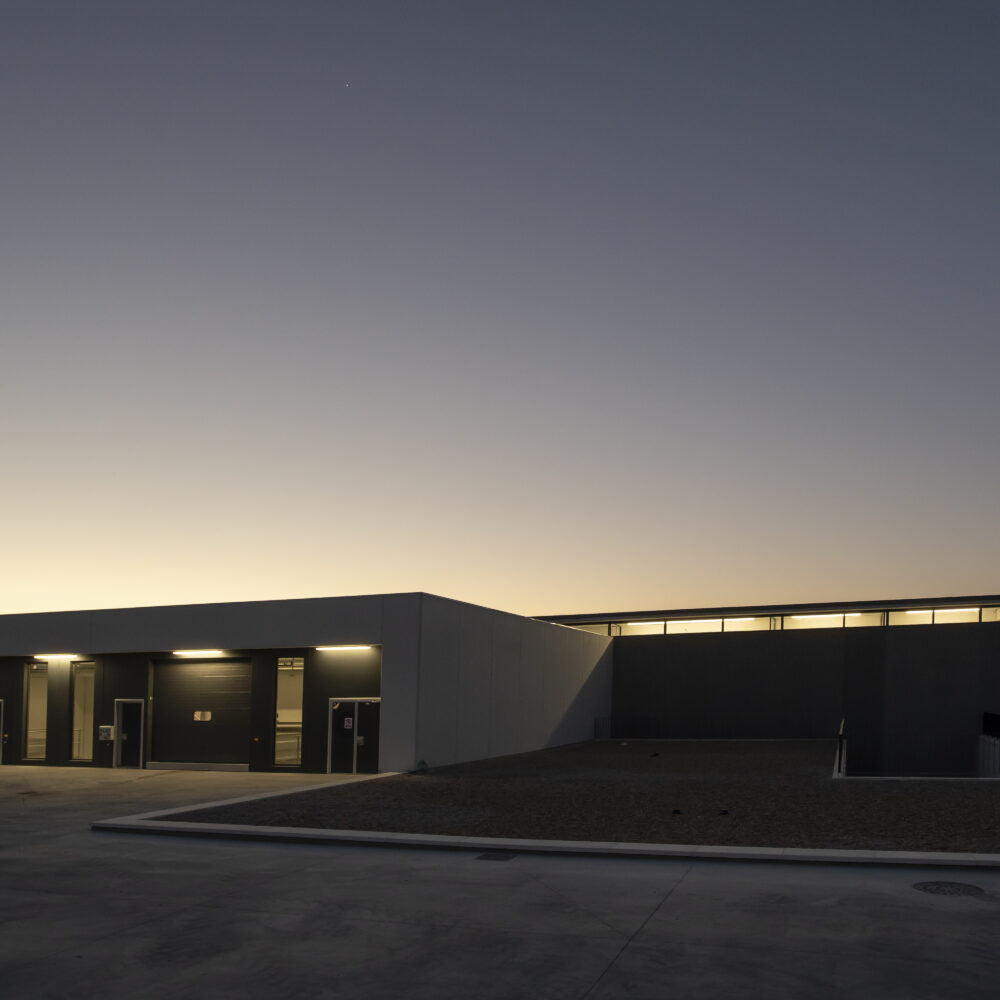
xmin=3 ymin=1 xmax=998 ymax=616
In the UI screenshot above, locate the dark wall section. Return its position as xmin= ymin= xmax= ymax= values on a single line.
xmin=612 ymin=631 xmax=850 ymax=739
xmin=611 ymin=623 xmax=1000 ymax=775
xmin=44 ymin=659 xmax=72 ymax=764
xmin=249 ymin=651 xmax=278 ymax=771
xmin=301 ymin=647 xmax=381 ymax=772
xmin=838 ymin=630 xmax=887 ymax=775
xmin=94 ymin=655 xmax=152 ymax=768
xmin=0 ymin=658 xmax=26 ymax=764
xmin=879 ymin=623 xmax=1000 ymax=775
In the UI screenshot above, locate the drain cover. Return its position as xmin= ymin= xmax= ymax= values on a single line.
xmin=913 ymin=881 xmax=984 ymax=897
xmin=477 ymin=851 xmax=517 ymax=861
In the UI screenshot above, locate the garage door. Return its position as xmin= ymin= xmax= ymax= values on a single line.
xmin=151 ymin=660 xmax=251 ymax=764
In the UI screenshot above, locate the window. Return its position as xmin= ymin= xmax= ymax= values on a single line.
xmin=930 ymin=607 xmax=979 ymax=624
xmin=844 ymin=612 xmax=883 ymax=628
xmin=24 ymin=662 xmax=48 ymax=760
xmin=70 ymin=661 xmax=95 ymax=760
xmin=666 ymin=619 xmax=722 ymax=635
xmin=889 ymin=609 xmax=933 ymax=626
xmin=722 ymin=617 xmax=769 ymax=632
xmin=275 ymin=656 xmax=304 ymax=766
xmin=622 ymin=621 xmax=665 ymax=636
xmin=783 ymin=613 xmax=846 ymax=630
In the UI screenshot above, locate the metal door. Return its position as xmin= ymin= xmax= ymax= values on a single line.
xmin=327 ymin=697 xmax=381 ymax=774
xmin=114 ymin=699 xmax=145 ymax=768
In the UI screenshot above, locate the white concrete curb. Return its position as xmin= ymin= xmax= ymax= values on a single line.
xmin=91 ymin=812 xmax=1000 ymax=868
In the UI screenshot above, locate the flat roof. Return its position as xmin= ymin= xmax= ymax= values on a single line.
xmin=537 ymin=594 xmax=1000 ymax=625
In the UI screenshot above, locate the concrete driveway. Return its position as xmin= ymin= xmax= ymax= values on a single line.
xmin=2 ymin=765 xmax=999 ymax=999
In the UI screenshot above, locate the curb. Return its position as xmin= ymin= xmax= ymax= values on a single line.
xmin=90 ymin=814 xmax=1000 ymax=869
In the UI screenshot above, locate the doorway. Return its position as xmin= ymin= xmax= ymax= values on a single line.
xmin=114 ymin=699 xmax=145 ymax=768
xmin=0 ymin=699 xmax=4 ymax=764
xmin=151 ymin=659 xmax=250 ymax=765
xmin=327 ymin=697 xmax=381 ymax=774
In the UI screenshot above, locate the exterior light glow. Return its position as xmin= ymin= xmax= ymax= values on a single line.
xmin=34 ymin=653 xmax=78 ymax=660
xmin=790 ymin=614 xmax=842 ymax=620
xmin=725 ymin=618 xmax=756 ymax=623
xmin=844 ymin=613 xmax=862 ymax=618
xmin=173 ymin=649 xmax=223 ymax=657
xmin=625 ymin=622 xmax=664 ymax=627
xmin=667 ymin=619 xmax=721 ymax=626
xmin=315 ymin=645 xmax=373 ymax=651
xmin=905 ymin=610 xmax=932 ymax=616
xmin=934 ymin=608 xmax=979 ymax=614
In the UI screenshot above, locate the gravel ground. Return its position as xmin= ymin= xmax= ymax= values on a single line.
xmin=175 ymin=740 xmax=1000 ymax=852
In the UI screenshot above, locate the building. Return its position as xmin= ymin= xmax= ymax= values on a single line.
xmin=0 ymin=593 xmax=611 ymax=775
xmin=1 ymin=591 xmax=998 ymax=777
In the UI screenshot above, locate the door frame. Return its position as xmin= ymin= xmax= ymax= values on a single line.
xmin=326 ymin=697 xmax=381 ymax=774
xmin=114 ymin=698 xmax=146 ymax=769
xmin=0 ymin=699 xmax=4 ymax=764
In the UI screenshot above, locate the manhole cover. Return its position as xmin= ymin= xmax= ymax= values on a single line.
xmin=913 ymin=881 xmax=984 ymax=897
xmin=477 ymin=851 xmax=517 ymax=861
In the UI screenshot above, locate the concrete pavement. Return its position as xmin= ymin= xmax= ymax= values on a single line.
xmin=2 ymin=766 xmax=1000 ymax=998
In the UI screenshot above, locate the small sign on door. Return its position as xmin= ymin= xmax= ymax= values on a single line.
xmin=343 ymin=717 xmax=353 ymax=730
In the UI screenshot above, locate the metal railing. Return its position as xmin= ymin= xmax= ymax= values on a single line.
xmin=833 ymin=719 xmax=847 ymax=777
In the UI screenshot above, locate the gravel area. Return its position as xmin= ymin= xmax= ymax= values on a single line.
xmin=174 ymin=740 xmax=1000 ymax=852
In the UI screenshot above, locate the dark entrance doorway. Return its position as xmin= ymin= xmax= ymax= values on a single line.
xmin=114 ymin=700 xmax=144 ymax=768
xmin=151 ymin=660 xmax=251 ymax=765
xmin=327 ymin=698 xmax=380 ymax=774
xmin=0 ymin=699 xmax=5 ymax=764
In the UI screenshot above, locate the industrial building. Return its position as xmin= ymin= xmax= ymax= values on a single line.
xmin=1 ymin=592 xmax=998 ymax=777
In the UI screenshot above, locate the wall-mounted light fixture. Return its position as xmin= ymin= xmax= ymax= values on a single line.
xmin=34 ymin=653 xmax=78 ymax=660
xmin=315 ymin=645 xmax=373 ymax=651
xmin=173 ymin=649 xmax=224 ymax=657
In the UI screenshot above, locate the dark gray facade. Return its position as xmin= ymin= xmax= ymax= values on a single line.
xmin=543 ymin=596 xmax=1000 ymax=777
xmin=610 ymin=624 xmax=1000 ymax=774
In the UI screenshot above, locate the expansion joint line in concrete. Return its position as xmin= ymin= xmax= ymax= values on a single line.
xmin=577 ymin=866 xmax=692 ymax=999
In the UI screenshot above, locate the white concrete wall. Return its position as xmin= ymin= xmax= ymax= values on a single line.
xmin=414 ymin=595 xmax=613 ymax=769
xmin=377 ymin=593 xmax=421 ymax=773
xmin=0 ymin=595 xmax=403 ymax=654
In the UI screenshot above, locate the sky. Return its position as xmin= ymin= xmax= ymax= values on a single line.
xmin=2 ymin=0 xmax=998 ymax=617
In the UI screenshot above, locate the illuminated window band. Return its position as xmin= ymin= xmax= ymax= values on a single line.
xmin=567 ymin=606 xmax=997 ymax=636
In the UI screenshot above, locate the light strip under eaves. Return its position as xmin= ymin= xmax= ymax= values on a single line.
xmin=315 ymin=645 xmax=373 ymax=651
